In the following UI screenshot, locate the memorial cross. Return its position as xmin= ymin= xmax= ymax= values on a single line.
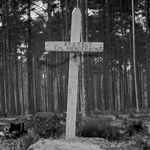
xmin=45 ymin=7 xmax=103 ymax=139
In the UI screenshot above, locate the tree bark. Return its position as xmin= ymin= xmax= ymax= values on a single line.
xmin=146 ymin=0 xmax=150 ymax=108
xmin=132 ymin=0 xmax=139 ymax=112
xmin=27 ymin=0 xmax=34 ymax=113
xmin=80 ymin=0 xmax=87 ymax=117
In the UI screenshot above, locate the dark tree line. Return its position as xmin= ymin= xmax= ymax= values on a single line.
xmin=0 ymin=0 xmax=150 ymax=115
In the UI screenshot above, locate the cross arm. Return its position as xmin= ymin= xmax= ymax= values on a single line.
xmin=45 ymin=42 xmax=103 ymax=52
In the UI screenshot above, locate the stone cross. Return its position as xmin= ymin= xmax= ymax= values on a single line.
xmin=45 ymin=7 xmax=103 ymax=139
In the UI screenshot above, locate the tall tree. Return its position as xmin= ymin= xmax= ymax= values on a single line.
xmin=1 ymin=0 xmax=6 ymax=114
xmin=80 ymin=0 xmax=88 ymax=116
xmin=27 ymin=0 xmax=34 ymax=113
xmin=132 ymin=0 xmax=139 ymax=112
xmin=103 ymin=0 xmax=109 ymax=110
xmin=146 ymin=0 xmax=150 ymax=107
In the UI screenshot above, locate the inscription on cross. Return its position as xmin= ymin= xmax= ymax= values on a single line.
xmin=45 ymin=7 xmax=103 ymax=139
xmin=45 ymin=42 xmax=103 ymax=52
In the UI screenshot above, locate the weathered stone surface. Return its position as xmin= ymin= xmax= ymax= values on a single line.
xmin=28 ymin=138 xmax=104 ymax=150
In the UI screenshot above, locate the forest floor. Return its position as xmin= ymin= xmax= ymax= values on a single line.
xmin=0 ymin=109 xmax=150 ymax=150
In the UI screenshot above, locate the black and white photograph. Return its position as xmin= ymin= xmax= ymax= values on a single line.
xmin=0 ymin=0 xmax=150 ymax=149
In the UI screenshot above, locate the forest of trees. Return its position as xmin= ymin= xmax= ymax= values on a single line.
xmin=0 ymin=0 xmax=150 ymax=115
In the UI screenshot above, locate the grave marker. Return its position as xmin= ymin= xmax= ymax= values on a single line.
xmin=45 ymin=7 xmax=103 ymax=139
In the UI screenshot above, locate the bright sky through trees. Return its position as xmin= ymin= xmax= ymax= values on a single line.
xmin=31 ymin=1 xmax=47 ymax=20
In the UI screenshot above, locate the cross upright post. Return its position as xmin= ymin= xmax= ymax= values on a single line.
xmin=45 ymin=7 xmax=103 ymax=140
xmin=65 ymin=7 xmax=81 ymax=139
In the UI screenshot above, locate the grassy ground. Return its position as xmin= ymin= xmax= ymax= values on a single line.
xmin=0 ymin=109 xmax=150 ymax=149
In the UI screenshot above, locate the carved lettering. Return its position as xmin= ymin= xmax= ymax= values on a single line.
xmin=45 ymin=42 xmax=103 ymax=52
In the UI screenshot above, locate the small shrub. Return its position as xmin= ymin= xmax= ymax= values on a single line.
xmin=98 ymin=122 xmax=121 ymax=141
xmin=123 ymin=118 xmax=128 ymax=129
xmin=38 ymin=117 xmax=65 ymax=139
xmin=76 ymin=119 xmax=121 ymax=141
xmin=126 ymin=120 xmax=145 ymax=136
xmin=77 ymin=120 xmax=100 ymax=138
xmin=132 ymin=133 xmax=150 ymax=150
xmin=114 ymin=113 xmax=120 ymax=119
xmin=26 ymin=113 xmax=66 ymax=139
xmin=16 ymin=128 xmax=40 ymax=150
xmin=129 ymin=112 xmax=136 ymax=118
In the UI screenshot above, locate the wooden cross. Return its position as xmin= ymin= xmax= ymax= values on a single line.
xmin=45 ymin=7 xmax=103 ymax=139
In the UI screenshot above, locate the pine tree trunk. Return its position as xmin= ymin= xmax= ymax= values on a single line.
xmin=103 ymin=0 xmax=109 ymax=110
xmin=132 ymin=0 xmax=139 ymax=112
xmin=80 ymin=0 xmax=87 ymax=117
xmin=1 ymin=0 xmax=6 ymax=114
xmin=15 ymin=43 xmax=21 ymax=114
xmin=27 ymin=0 xmax=34 ymax=113
xmin=146 ymin=0 xmax=150 ymax=108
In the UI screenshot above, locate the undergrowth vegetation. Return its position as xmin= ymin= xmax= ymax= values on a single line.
xmin=26 ymin=114 xmax=66 ymax=139
xmin=76 ymin=116 xmax=147 ymax=142
xmin=76 ymin=118 xmax=121 ymax=141
xmin=126 ymin=120 xmax=145 ymax=136
xmin=132 ymin=133 xmax=150 ymax=150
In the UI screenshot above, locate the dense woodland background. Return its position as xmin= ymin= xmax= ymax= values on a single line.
xmin=0 ymin=0 xmax=150 ymax=115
